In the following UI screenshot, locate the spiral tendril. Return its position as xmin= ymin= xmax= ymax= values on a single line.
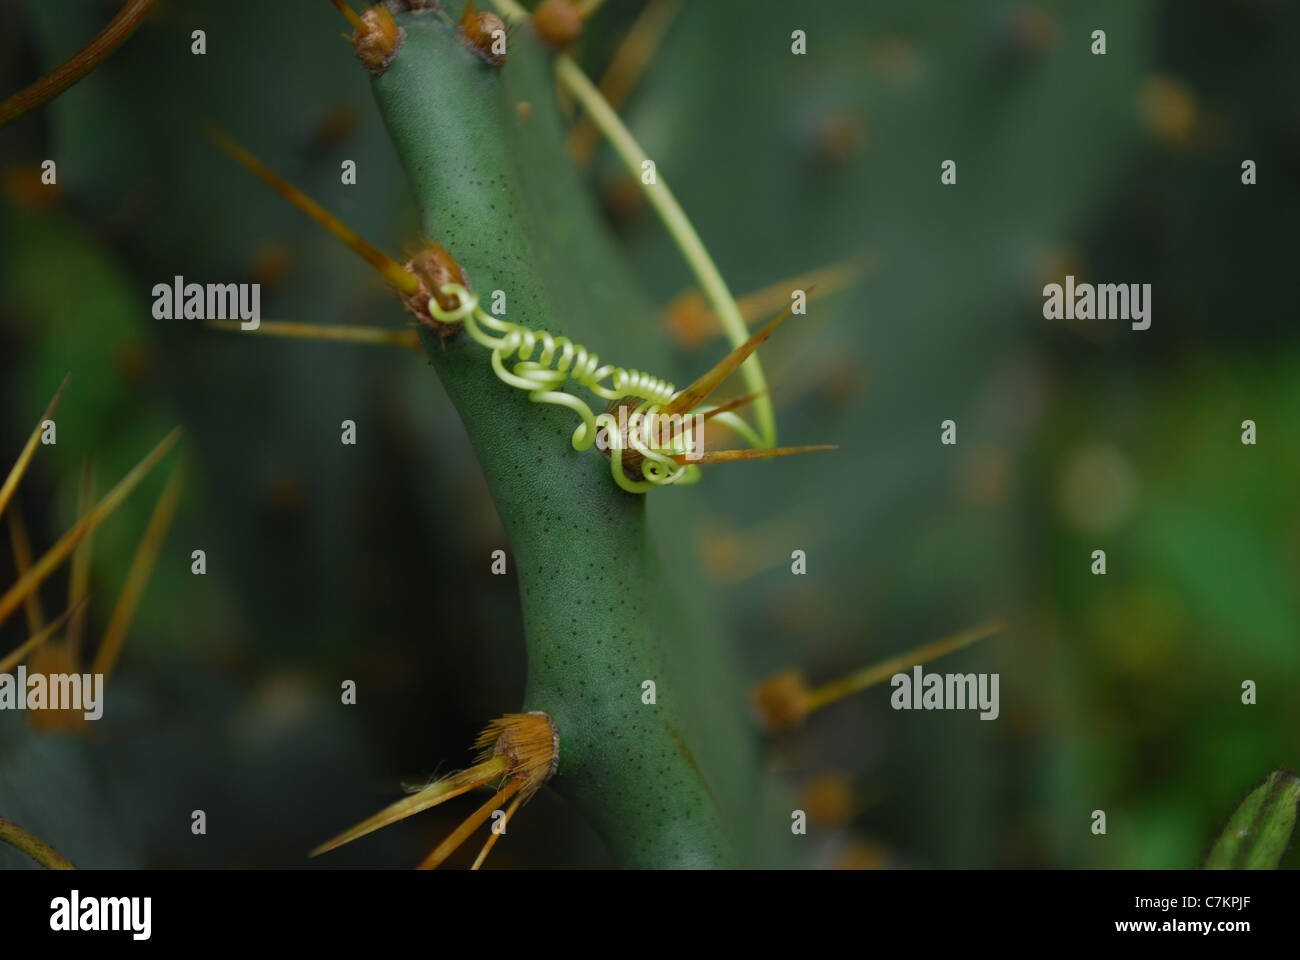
xmin=427 ymin=284 xmax=754 ymax=493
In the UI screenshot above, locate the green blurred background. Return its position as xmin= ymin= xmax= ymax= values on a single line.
xmin=0 ymin=0 xmax=1296 ymax=868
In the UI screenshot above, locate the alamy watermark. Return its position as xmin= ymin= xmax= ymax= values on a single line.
xmin=890 ymin=666 xmax=999 ymax=720
xmin=0 ymin=666 xmax=103 ymax=720
xmin=153 ymin=275 xmax=261 ymax=330
xmin=50 ymin=891 xmax=150 ymax=940
xmin=1043 ymin=275 xmax=1151 ymax=330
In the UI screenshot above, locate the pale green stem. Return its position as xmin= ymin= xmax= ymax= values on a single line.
xmin=488 ymin=0 xmax=775 ymax=447
xmin=552 ymin=56 xmax=774 ymax=447
xmin=492 ymin=0 xmax=528 ymax=18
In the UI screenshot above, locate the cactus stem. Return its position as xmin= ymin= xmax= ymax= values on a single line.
xmin=1205 ymin=770 xmax=1300 ymax=869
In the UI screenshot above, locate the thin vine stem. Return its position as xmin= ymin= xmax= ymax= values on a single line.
xmin=554 ymin=56 xmax=775 ymax=447
xmin=0 ymin=818 xmax=76 ymax=870
xmin=0 ymin=0 xmax=157 ymax=128
xmin=490 ymin=0 xmax=776 ymax=447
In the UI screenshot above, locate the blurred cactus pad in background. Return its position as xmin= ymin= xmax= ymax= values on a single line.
xmin=0 ymin=0 xmax=1297 ymax=869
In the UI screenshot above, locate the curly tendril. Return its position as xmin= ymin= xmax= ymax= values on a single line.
xmin=426 ymin=284 xmax=756 ymax=493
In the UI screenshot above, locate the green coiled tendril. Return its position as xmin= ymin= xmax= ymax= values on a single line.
xmin=428 ymin=283 xmax=763 ymax=494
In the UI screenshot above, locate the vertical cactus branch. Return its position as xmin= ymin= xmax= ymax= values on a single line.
xmin=350 ymin=4 xmax=791 ymax=866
